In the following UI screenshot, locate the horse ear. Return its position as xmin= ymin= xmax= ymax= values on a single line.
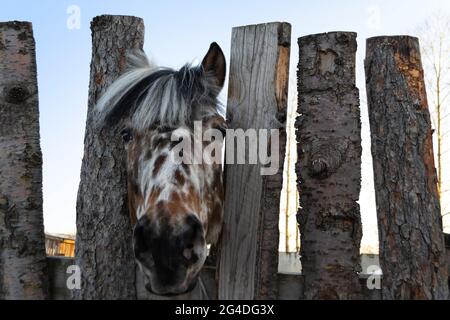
xmin=201 ymin=42 xmax=226 ymax=90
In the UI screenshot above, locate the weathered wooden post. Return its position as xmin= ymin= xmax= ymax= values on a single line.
xmin=218 ymin=22 xmax=291 ymax=299
xmin=75 ymin=15 xmax=144 ymax=299
xmin=365 ymin=36 xmax=449 ymax=299
xmin=0 ymin=21 xmax=48 ymax=299
xmin=296 ymin=32 xmax=363 ymax=299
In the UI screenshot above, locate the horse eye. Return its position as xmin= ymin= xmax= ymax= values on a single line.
xmin=219 ymin=127 xmax=226 ymax=136
xmin=120 ymin=128 xmax=133 ymax=143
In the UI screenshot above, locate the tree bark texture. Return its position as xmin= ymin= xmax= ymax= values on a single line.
xmin=365 ymin=36 xmax=449 ymax=300
xmin=0 ymin=21 xmax=48 ymax=299
xmin=296 ymin=32 xmax=363 ymax=299
xmin=75 ymin=15 xmax=144 ymax=299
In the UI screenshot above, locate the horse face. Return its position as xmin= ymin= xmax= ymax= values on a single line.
xmin=124 ymin=125 xmax=223 ymax=295
xmin=97 ymin=42 xmax=226 ymax=296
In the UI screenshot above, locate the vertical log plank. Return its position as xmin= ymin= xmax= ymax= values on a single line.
xmin=365 ymin=36 xmax=449 ymax=300
xmin=0 ymin=21 xmax=48 ymax=299
xmin=75 ymin=15 xmax=144 ymax=299
xmin=297 ymin=32 xmax=363 ymax=299
xmin=218 ymin=22 xmax=291 ymax=300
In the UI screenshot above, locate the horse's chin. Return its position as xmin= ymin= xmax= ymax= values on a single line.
xmin=145 ymin=277 xmax=198 ymax=296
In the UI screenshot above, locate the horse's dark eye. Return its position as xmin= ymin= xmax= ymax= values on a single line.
xmin=121 ymin=128 xmax=133 ymax=143
xmin=218 ymin=126 xmax=226 ymax=137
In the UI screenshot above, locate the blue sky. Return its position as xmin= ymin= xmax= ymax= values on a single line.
xmin=1 ymin=0 xmax=449 ymax=250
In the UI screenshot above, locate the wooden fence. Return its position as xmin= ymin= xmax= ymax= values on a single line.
xmin=0 ymin=15 xmax=449 ymax=300
xmin=47 ymin=247 xmax=450 ymax=300
xmin=45 ymin=234 xmax=75 ymax=257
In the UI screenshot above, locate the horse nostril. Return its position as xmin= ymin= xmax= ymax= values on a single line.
xmin=183 ymin=247 xmax=193 ymax=260
xmin=145 ymin=283 xmax=155 ymax=294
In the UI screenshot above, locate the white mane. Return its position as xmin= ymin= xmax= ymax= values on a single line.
xmin=94 ymin=49 xmax=223 ymax=131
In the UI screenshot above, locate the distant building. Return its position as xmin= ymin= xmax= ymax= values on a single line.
xmin=45 ymin=233 xmax=75 ymax=257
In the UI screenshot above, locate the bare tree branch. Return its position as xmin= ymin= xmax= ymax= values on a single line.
xmin=415 ymin=12 xmax=450 ymax=207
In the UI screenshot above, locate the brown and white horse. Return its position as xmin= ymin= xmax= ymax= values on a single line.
xmin=95 ymin=43 xmax=226 ymax=295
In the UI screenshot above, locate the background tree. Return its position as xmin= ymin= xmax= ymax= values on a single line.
xmin=280 ymin=78 xmax=300 ymax=254
xmin=415 ymin=13 xmax=450 ymax=228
